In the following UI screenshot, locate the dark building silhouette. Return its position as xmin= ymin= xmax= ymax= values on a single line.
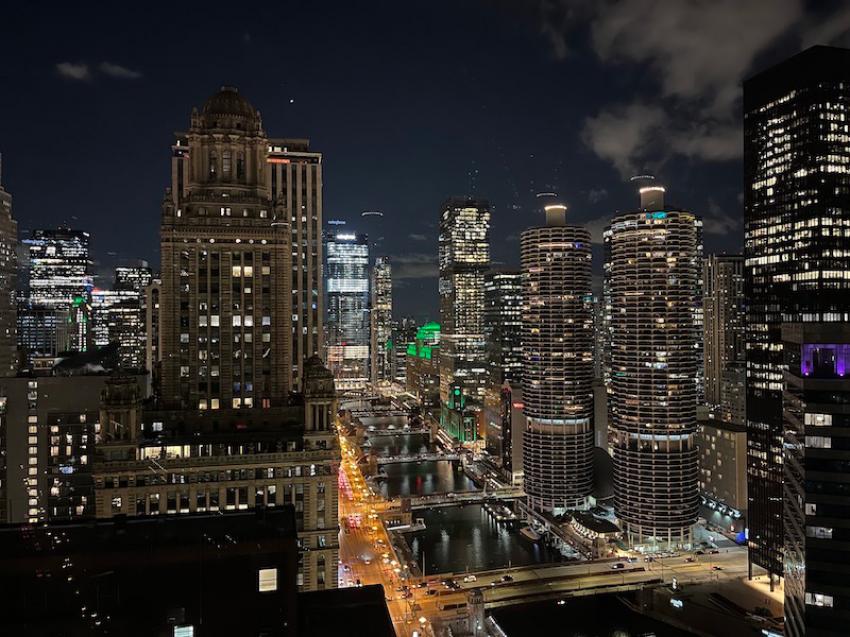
xmin=743 ymin=45 xmax=850 ymax=588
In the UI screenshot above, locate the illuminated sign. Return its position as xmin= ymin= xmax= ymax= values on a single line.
xmin=266 ymin=157 xmax=291 ymax=164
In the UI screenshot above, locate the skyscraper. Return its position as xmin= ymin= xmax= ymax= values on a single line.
xmin=392 ymin=316 xmax=417 ymax=386
xmin=744 ymin=46 xmax=850 ymax=583
xmin=438 ymin=197 xmax=490 ymax=436
xmin=324 ymin=230 xmax=370 ymax=390
xmin=483 ymin=269 xmax=522 ymax=386
xmin=18 ymin=228 xmax=92 ymax=362
xmin=0 ymin=161 xmax=18 ymax=376
xmin=698 ymin=257 xmax=747 ymax=532
xmin=268 ymin=138 xmax=323 ymax=390
xmin=782 ymin=325 xmax=850 ymax=636
xmin=370 ymin=256 xmax=392 ymax=383
xmin=521 ymin=203 xmax=594 ymax=514
xmin=91 ymin=264 xmax=152 ymax=370
xmin=703 ymin=255 xmax=746 ymax=422
xmin=608 ymin=185 xmax=700 ymax=548
xmin=160 ymin=87 xmax=291 ymax=410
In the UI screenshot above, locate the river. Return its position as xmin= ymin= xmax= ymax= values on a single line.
xmin=377 ymin=459 xmax=477 ymax=498
xmin=407 ymin=504 xmax=564 ymax=575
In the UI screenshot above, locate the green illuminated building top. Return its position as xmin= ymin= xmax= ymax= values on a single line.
xmin=406 ymin=321 xmax=440 ymax=360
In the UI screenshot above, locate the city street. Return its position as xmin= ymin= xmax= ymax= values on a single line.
xmin=338 ymin=431 xmax=428 ymax=637
xmin=337 ymin=410 xmax=752 ymax=636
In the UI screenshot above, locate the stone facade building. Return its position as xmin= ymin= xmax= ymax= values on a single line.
xmin=93 ymin=356 xmax=340 ymax=591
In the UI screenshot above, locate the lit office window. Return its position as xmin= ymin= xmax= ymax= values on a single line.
xmin=258 ymin=567 xmax=278 ymax=592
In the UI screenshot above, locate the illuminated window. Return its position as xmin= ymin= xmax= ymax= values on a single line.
xmin=806 ymin=436 xmax=831 ymax=449
xmin=259 ymin=568 xmax=278 ymax=592
xmin=805 ymin=592 xmax=834 ymax=607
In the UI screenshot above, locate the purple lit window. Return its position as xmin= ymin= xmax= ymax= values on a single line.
xmin=801 ymin=343 xmax=850 ymax=377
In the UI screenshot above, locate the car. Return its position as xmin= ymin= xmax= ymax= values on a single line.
xmin=427 ymin=589 xmax=437 ymax=596
xmin=343 ymin=564 xmax=351 ymax=571
xmin=694 ymin=550 xmax=705 ymax=555
xmin=685 ymin=557 xmax=696 ymax=563
xmin=709 ymin=549 xmax=720 ymax=555
xmin=501 ymin=574 xmax=514 ymax=582
xmin=463 ymin=575 xmax=477 ymax=583
xmin=355 ymin=578 xmax=362 ymax=586
xmin=626 ymin=557 xmax=638 ymax=563
xmin=611 ymin=563 xmax=625 ymax=570
xmin=644 ymin=556 xmax=655 ymax=563
xmin=712 ymin=565 xmax=723 ymax=571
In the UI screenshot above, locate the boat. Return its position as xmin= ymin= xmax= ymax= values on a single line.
xmin=520 ymin=526 xmax=541 ymax=542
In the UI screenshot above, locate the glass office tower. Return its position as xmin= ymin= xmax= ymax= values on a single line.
xmin=438 ymin=197 xmax=490 ymax=440
xmin=324 ymin=230 xmax=370 ymax=390
xmin=744 ymin=45 xmax=850 ymax=586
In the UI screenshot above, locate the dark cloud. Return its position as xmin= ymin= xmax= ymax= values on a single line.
xmin=56 ymin=62 xmax=91 ymax=81
xmin=56 ymin=61 xmax=142 ymax=81
xmin=587 ymin=188 xmax=608 ymax=203
xmin=98 ymin=62 xmax=142 ymax=79
xmin=590 ymin=0 xmax=803 ymax=115
xmin=703 ymin=200 xmax=741 ymax=235
xmin=392 ymin=253 xmax=438 ymax=280
xmin=538 ymin=1 xmax=850 ymax=175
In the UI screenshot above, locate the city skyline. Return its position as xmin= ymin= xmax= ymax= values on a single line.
xmin=4 ymin=2 xmax=850 ymax=319
xmin=2 ymin=5 xmax=850 ymax=637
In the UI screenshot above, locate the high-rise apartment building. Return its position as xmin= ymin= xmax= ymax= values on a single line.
xmin=744 ymin=46 xmax=850 ymax=582
xmin=267 ymin=139 xmax=323 ymax=390
xmin=0 ymin=164 xmax=18 ymax=376
xmin=370 ymin=256 xmax=392 ymax=383
xmin=438 ymin=197 xmax=490 ymax=431
xmin=324 ymin=230 xmax=370 ymax=390
xmin=783 ymin=324 xmax=850 ymax=637
xmin=697 ymin=255 xmax=747 ymax=531
xmin=18 ymin=228 xmax=92 ymax=362
xmin=608 ymin=185 xmax=700 ymax=548
xmin=521 ymin=203 xmax=594 ymax=514
xmin=483 ymin=269 xmax=522 ymax=386
xmin=160 ymin=87 xmax=291 ymax=410
xmin=703 ymin=255 xmax=745 ymax=414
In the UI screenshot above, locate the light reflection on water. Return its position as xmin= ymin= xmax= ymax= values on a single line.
xmin=408 ymin=504 xmax=563 ymax=574
xmin=366 ymin=432 xmax=431 ymax=457
xmin=378 ymin=460 xmax=477 ymax=498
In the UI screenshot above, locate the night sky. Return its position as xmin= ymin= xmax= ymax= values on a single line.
xmin=2 ymin=1 xmax=849 ymax=321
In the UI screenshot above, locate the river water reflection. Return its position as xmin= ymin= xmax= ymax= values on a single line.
xmin=366 ymin=432 xmax=432 ymax=457
xmin=408 ymin=504 xmax=564 ymax=575
xmin=378 ymin=459 xmax=477 ymax=498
